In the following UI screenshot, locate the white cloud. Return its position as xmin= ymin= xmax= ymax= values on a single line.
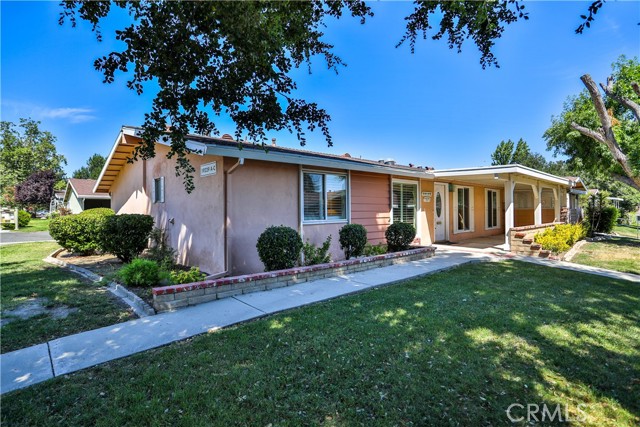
xmin=37 ymin=107 xmax=96 ymax=123
xmin=1 ymin=100 xmax=97 ymax=124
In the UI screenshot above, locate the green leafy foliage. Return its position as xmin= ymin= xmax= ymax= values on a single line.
xmin=338 ymin=224 xmax=368 ymax=260
xmin=118 ymin=258 xmax=160 ymax=288
xmin=101 ymin=214 xmax=154 ymax=263
xmin=385 ymin=222 xmax=416 ymax=252
xmin=18 ymin=210 xmax=31 ymax=227
xmin=0 ymin=119 xmax=67 ymax=204
xmin=145 ymin=228 xmax=177 ymax=270
xmin=490 ymin=138 xmax=571 ymax=175
xmin=169 ymin=267 xmax=206 ymax=285
xmin=585 ymin=193 xmax=620 ymax=235
xmin=60 ymin=1 xmax=531 ymax=192
xmin=302 ymin=236 xmax=332 ymax=266
xmin=363 ymin=242 xmax=387 ymax=257
xmin=545 ymin=56 xmax=640 ymax=189
xmin=72 ymin=153 xmax=107 ymax=180
xmin=49 ymin=208 xmax=115 ymax=255
xmin=256 ymin=225 xmax=303 ymax=271
xmin=534 ymin=223 xmax=587 ymax=254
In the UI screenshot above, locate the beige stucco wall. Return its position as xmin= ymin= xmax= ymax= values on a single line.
xmin=110 ymin=144 xmax=225 ymax=275
xmin=446 ymin=180 xmax=505 ymax=243
xmin=226 ymin=159 xmax=299 ymax=275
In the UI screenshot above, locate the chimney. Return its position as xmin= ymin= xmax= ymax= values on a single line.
xmin=271 ymin=138 xmax=277 ymax=147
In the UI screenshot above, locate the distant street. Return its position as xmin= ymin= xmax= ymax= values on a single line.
xmin=0 ymin=231 xmax=53 ymax=245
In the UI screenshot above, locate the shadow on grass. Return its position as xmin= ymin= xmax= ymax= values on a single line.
xmin=2 ymin=261 xmax=639 ymax=426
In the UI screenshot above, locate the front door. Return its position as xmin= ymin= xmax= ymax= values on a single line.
xmin=434 ymin=183 xmax=447 ymax=242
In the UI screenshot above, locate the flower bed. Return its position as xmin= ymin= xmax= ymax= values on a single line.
xmin=152 ymin=246 xmax=436 ymax=312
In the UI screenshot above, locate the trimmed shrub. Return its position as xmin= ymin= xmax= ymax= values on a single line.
xmin=169 ymin=267 xmax=206 ymax=285
xmin=118 ymin=258 xmax=160 ymax=287
xmin=101 ymin=214 xmax=154 ymax=263
xmin=18 ymin=210 xmax=31 ymax=227
xmin=256 ymin=225 xmax=303 ymax=271
xmin=584 ymin=193 xmax=620 ymax=235
xmin=49 ymin=208 xmax=115 ymax=254
xmin=338 ymin=224 xmax=367 ymax=260
xmin=534 ymin=223 xmax=586 ymax=254
xmin=302 ymin=235 xmax=332 ymax=266
xmin=385 ymin=222 xmax=416 ymax=252
xmin=363 ymin=242 xmax=387 ymax=257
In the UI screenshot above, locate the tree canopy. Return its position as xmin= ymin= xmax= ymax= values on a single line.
xmin=490 ymin=138 xmax=570 ymax=176
xmin=73 ymin=153 xmax=107 ymax=180
xmin=544 ymin=56 xmax=640 ymax=191
xmin=0 ymin=119 xmax=67 ymax=204
xmin=14 ymin=170 xmax=57 ymax=208
xmin=60 ymin=0 xmax=533 ymax=192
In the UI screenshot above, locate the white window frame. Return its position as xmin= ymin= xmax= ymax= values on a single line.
xmin=301 ymin=169 xmax=348 ymax=224
xmin=485 ymin=189 xmax=500 ymax=230
xmin=453 ymin=185 xmax=474 ymax=234
xmin=153 ymin=176 xmax=165 ymax=204
xmin=391 ymin=179 xmax=418 ymax=228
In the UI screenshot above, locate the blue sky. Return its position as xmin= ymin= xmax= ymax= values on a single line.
xmin=2 ymin=1 xmax=639 ymax=176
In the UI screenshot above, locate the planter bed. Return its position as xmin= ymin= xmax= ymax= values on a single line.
xmin=152 ymin=246 xmax=436 ymax=312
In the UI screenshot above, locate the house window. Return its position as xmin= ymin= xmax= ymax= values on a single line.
xmin=486 ymin=189 xmax=500 ymax=229
xmin=455 ymin=186 xmax=474 ymax=232
xmin=392 ymin=182 xmax=417 ymax=226
xmin=153 ymin=177 xmax=165 ymax=203
xmin=303 ymin=172 xmax=347 ymax=222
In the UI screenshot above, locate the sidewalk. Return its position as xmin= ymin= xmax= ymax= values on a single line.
xmin=2 ymin=248 xmax=638 ymax=395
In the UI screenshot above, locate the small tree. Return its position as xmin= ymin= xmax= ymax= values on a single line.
xmin=73 ymin=154 xmax=107 ymax=180
xmin=14 ymin=170 xmax=56 ymax=210
xmin=584 ymin=192 xmax=619 ymax=236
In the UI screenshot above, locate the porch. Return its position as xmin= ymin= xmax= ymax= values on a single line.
xmin=438 ymin=235 xmax=508 ymax=253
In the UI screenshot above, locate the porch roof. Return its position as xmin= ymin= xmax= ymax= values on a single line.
xmin=431 ymin=164 xmax=572 ymax=188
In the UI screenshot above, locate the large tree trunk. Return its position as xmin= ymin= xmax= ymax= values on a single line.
xmin=570 ymin=74 xmax=640 ymax=191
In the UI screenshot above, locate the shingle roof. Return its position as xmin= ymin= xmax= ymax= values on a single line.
xmin=68 ymin=179 xmax=104 ymax=197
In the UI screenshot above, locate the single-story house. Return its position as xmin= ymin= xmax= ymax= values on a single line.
xmin=95 ymin=126 xmax=580 ymax=276
xmin=49 ymin=190 xmax=65 ymax=213
xmin=64 ymin=178 xmax=111 ymax=214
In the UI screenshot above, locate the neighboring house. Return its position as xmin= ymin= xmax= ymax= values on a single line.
xmin=586 ymin=188 xmax=624 ymax=209
xmin=49 ymin=190 xmax=65 ymax=213
xmin=95 ymin=126 xmax=578 ymax=276
xmin=64 ymin=179 xmax=111 ymax=214
xmin=565 ymin=176 xmax=588 ymax=223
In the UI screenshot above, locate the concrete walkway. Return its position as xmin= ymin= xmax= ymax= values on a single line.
xmin=2 ymin=248 xmax=638 ymax=395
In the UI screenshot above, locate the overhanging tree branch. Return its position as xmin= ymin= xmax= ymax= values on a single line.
xmin=601 ymin=76 xmax=640 ymax=122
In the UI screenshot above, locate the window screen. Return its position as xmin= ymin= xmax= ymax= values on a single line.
xmin=303 ymin=172 xmax=346 ymax=221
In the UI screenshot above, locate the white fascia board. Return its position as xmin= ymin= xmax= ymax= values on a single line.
xmin=127 ymin=127 xmax=207 ymax=156
xmin=570 ymin=189 xmax=587 ymax=195
xmin=78 ymin=194 xmax=112 ymax=199
xmin=204 ymin=144 xmax=435 ymax=179
xmin=433 ymin=164 xmax=569 ymax=186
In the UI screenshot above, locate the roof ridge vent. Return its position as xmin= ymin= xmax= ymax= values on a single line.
xmin=384 ymin=158 xmax=396 ymax=165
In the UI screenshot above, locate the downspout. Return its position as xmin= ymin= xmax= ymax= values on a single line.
xmin=205 ymin=157 xmax=244 ymax=281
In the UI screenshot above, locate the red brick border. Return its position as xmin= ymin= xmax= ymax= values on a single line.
xmin=152 ymin=247 xmax=436 ymax=311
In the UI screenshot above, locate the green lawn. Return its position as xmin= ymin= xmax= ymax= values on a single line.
xmin=11 ymin=218 xmax=51 ymax=232
xmin=3 ymin=261 xmax=639 ymax=426
xmin=572 ymin=236 xmax=640 ymax=275
xmin=614 ymin=224 xmax=639 ymax=239
xmin=0 ymin=242 xmax=135 ymax=353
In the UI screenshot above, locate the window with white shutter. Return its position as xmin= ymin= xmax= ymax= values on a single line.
xmin=392 ymin=182 xmax=417 ymax=227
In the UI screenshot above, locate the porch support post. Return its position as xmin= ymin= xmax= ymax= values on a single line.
xmin=533 ymin=182 xmax=542 ymax=226
xmin=553 ymin=186 xmax=561 ymax=222
xmin=504 ymin=177 xmax=515 ymax=251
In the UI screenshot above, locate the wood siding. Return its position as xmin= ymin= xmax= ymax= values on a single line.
xmin=350 ymin=172 xmax=390 ymax=243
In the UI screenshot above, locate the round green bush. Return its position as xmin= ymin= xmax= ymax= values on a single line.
xmin=385 ymin=222 xmax=416 ymax=252
xmin=49 ymin=208 xmax=115 ymax=255
xmin=18 ymin=210 xmax=31 ymax=227
xmin=118 ymin=258 xmax=160 ymax=287
xmin=338 ymin=224 xmax=368 ymax=260
xmin=256 ymin=225 xmax=303 ymax=271
xmin=100 ymin=214 xmax=154 ymax=263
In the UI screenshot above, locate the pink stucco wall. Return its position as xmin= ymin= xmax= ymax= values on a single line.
xmin=225 ymin=159 xmax=299 ymax=275
xmin=110 ymin=144 xmax=225 ymax=275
